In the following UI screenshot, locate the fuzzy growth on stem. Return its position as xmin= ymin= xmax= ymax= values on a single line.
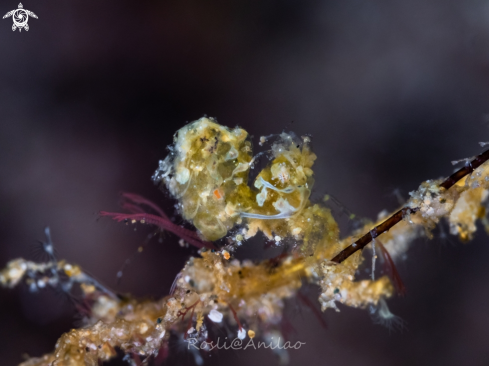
xmin=3 ymin=118 xmax=489 ymax=366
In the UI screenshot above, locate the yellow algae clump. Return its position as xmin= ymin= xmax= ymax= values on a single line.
xmin=153 ymin=117 xmax=322 ymax=243
xmin=449 ymin=186 xmax=488 ymax=241
xmin=153 ymin=117 xmax=253 ymax=240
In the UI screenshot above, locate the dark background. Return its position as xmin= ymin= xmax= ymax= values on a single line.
xmin=1 ymin=0 xmax=489 ymax=365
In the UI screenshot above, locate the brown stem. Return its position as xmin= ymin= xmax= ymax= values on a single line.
xmin=439 ymin=149 xmax=489 ymax=190
xmin=227 ymin=302 xmax=243 ymax=331
xmin=330 ymin=148 xmax=489 ymax=264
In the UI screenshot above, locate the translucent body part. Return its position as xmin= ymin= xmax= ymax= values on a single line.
xmin=369 ymin=298 xmax=406 ymax=332
xmin=153 ymin=117 xmax=318 ymax=242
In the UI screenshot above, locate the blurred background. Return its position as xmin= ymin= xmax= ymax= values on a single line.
xmin=1 ymin=0 xmax=489 ymax=365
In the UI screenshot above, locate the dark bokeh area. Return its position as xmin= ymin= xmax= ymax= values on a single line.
xmin=1 ymin=0 xmax=489 ymax=365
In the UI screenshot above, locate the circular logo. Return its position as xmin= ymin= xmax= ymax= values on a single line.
xmin=12 ymin=9 xmax=28 ymax=27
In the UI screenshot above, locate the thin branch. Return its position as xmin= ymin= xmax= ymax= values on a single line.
xmin=120 ymin=192 xmax=170 ymax=219
xmin=331 ymin=149 xmax=489 ymax=264
xmin=439 ymin=149 xmax=489 ymax=190
xmin=375 ymin=238 xmax=406 ymax=296
xmin=330 ymin=207 xmax=416 ymax=263
xmin=100 ymin=211 xmax=216 ymax=250
xmin=227 ymin=302 xmax=243 ymax=331
xmin=297 ymin=291 xmax=328 ymax=329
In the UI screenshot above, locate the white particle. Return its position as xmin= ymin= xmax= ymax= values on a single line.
xmin=237 ymin=328 xmax=246 ymax=340
xmin=208 ymin=309 xmax=223 ymax=323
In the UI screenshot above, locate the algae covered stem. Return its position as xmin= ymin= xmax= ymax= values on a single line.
xmin=5 ymin=118 xmax=489 ymax=366
xmin=331 ymin=148 xmax=489 ymax=264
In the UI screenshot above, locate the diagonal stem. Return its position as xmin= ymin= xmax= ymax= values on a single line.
xmin=331 ymin=149 xmax=489 ymax=264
